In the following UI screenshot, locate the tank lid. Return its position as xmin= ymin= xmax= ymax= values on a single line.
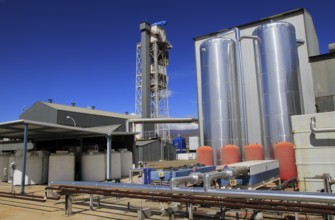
xmin=253 ymin=21 xmax=295 ymax=35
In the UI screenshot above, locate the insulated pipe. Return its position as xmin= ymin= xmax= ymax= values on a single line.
xmin=310 ymin=116 xmax=335 ymax=133
xmin=171 ymin=172 xmax=203 ymax=189
xmin=204 ymin=167 xmax=249 ymax=191
xmin=49 ymin=181 xmax=335 ymax=204
xmin=217 ymin=28 xmax=248 ymax=155
xmin=126 ymin=118 xmax=198 ymax=132
xmin=235 ymin=29 xmax=248 ymax=153
xmin=239 ymin=36 xmax=268 ymax=157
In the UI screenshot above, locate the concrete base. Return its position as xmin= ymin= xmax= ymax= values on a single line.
xmin=137 ymin=208 xmax=151 ymax=220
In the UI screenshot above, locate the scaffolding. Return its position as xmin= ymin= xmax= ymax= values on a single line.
xmin=135 ymin=23 xmax=172 ymax=142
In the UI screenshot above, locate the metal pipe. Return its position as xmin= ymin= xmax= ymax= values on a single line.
xmin=204 ymin=167 xmax=249 ymax=191
xmin=239 ymin=36 xmax=268 ymax=157
xmin=49 ymin=181 xmax=335 ymax=204
xmin=235 ymin=29 xmax=248 ymax=153
xmin=217 ymin=28 xmax=248 ymax=155
xmin=48 ymin=185 xmax=335 ymax=214
xmin=171 ymin=172 xmax=203 ymax=189
xmin=310 ymin=116 xmax=335 ymax=133
xmin=128 ymin=118 xmax=197 ymax=124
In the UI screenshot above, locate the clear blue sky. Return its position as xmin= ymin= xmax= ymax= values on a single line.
xmin=0 ymin=0 xmax=334 ymax=122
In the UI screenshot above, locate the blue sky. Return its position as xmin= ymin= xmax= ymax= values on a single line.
xmin=0 ymin=0 xmax=334 ymax=122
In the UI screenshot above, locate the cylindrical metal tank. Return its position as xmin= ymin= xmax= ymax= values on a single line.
xmin=118 ymin=149 xmax=133 ymax=177
xmin=200 ymin=38 xmax=240 ymax=165
xmin=196 ymin=146 xmax=213 ymax=166
xmin=221 ymin=145 xmax=240 ymax=165
xmin=253 ymin=21 xmax=301 ymax=158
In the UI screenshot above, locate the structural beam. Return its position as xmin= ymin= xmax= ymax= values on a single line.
xmin=20 ymin=124 xmax=28 ymax=194
xmin=106 ymin=135 xmax=112 ymax=180
xmin=140 ymin=22 xmax=151 ymax=131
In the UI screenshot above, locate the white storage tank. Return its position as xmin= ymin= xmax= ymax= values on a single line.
xmin=292 ymin=111 xmax=335 ymax=192
xmin=9 ymin=151 xmax=46 ymax=185
xmin=36 ymin=151 xmax=49 ymax=184
xmin=0 ymin=153 xmax=10 ymax=182
xmin=118 ymin=148 xmax=133 ymax=177
xmin=111 ymin=149 xmax=121 ymax=179
xmin=189 ymin=136 xmax=199 ymax=151
xmin=81 ymin=151 xmax=105 ymax=181
xmin=48 ymin=151 xmax=75 ymax=182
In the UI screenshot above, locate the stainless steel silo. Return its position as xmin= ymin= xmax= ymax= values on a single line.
xmin=200 ymin=38 xmax=239 ymax=165
xmin=253 ymin=21 xmax=301 ymax=159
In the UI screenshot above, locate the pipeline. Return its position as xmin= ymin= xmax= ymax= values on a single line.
xmin=0 ymin=191 xmax=47 ymax=202
xmin=47 ymin=184 xmax=335 ymax=215
xmin=171 ymin=172 xmax=203 ymax=189
xmin=49 ymin=181 xmax=335 ymax=204
xmin=204 ymin=167 xmax=249 ymax=191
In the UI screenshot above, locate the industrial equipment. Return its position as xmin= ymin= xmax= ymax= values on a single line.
xmin=135 ymin=21 xmax=172 ymax=142
xmin=199 ymin=38 xmax=240 ymax=165
xmin=218 ymin=160 xmax=280 ymax=189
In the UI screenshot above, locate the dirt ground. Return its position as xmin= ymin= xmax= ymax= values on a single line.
xmin=0 ymin=183 xmax=170 ymax=220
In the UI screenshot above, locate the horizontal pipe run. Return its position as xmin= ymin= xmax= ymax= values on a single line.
xmin=48 ymin=185 xmax=335 ymax=215
xmin=128 ymin=118 xmax=197 ymax=124
xmin=171 ymin=172 xmax=203 ymax=189
xmin=49 ymin=181 xmax=335 ymax=204
xmin=50 ymin=184 xmax=334 ymax=211
xmin=310 ymin=116 xmax=335 ymax=133
xmin=0 ymin=191 xmax=46 ymax=202
xmin=204 ymin=167 xmax=249 ymax=191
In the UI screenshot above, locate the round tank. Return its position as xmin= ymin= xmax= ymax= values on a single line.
xmin=48 ymin=152 xmax=75 ymax=182
xmin=196 ymin=146 xmax=213 ymax=165
xmin=10 ymin=151 xmax=44 ymax=185
xmin=135 ymin=124 xmax=143 ymax=140
xmin=0 ymin=154 xmax=10 ymax=182
xmin=253 ymin=21 xmax=301 ymax=158
xmin=244 ymin=144 xmax=264 ymax=161
xmin=221 ymin=145 xmax=240 ymax=165
xmin=111 ymin=150 xmax=121 ymax=179
xmin=274 ymin=142 xmax=297 ymax=181
xmin=82 ymin=152 xmax=105 ymax=181
xmin=200 ymin=38 xmax=240 ymax=165
xmin=118 ymin=149 xmax=132 ymax=177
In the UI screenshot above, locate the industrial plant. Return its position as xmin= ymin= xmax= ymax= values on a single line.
xmin=0 ymin=8 xmax=335 ymax=220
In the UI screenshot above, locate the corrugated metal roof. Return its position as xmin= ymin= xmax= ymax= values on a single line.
xmin=42 ymin=102 xmax=139 ymax=119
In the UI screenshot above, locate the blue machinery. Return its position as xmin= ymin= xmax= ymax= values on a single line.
xmin=129 ymin=160 xmax=280 ymax=189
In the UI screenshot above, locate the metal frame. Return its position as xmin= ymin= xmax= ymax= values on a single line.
xmin=0 ymin=120 xmax=136 ymax=193
xmin=135 ymin=23 xmax=172 ymax=143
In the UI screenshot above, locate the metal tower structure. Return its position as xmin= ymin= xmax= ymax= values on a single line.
xmin=135 ymin=21 xmax=172 ymax=142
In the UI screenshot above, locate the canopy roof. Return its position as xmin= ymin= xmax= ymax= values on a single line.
xmin=0 ymin=120 xmax=136 ymax=141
